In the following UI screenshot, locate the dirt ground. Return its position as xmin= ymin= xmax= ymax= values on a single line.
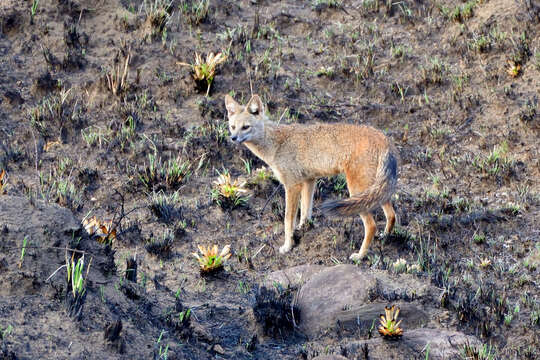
xmin=0 ymin=0 xmax=539 ymax=359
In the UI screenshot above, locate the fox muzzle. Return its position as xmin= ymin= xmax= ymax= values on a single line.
xmin=230 ymin=135 xmax=247 ymax=144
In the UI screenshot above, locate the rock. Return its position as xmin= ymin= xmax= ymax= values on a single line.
xmin=265 ymin=264 xmax=326 ymax=289
xmin=285 ymin=264 xmax=483 ymax=359
xmin=0 ymin=195 xmax=80 ymax=238
xmin=191 ymin=321 xmax=214 ymax=343
xmin=295 ymin=264 xmax=434 ymax=338
xmin=0 ymin=196 xmax=81 ymax=297
xmin=332 ymin=302 xmax=428 ymax=337
xmin=212 ymin=344 xmax=225 ymax=355
xmin=341 ymin=328 xmax=481 ymax=360
xmin=3 ymin=90 xmax=24 ymax=106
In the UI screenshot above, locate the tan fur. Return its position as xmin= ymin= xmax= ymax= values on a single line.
xmin=225 ymin=94 xmax=399 ymax=260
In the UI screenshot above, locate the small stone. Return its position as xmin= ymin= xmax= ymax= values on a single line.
xmin=312 ymin=356 xmax=348 ymax=360
xmin=103 ymin=319 xmax=122 ymax=342
xmin=212 ymin=344 xmax=225 ymax=355
xmin=192 ymin=322 xmax=214 ymax=343
xmin=3 ymin=90 xmax=24 ymax=105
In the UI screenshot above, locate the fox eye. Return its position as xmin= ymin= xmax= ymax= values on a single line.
xmin=241 ymin=125 xmax=250 ymax=131
xmin=231 ymin=125 xmax=236 ymax=130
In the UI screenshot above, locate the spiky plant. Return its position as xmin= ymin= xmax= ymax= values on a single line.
xmin=0 ymin=169 xmax=6 ymax=194
xmin=506 ymin=60 xmax=521 ymax=78
xmin=378 ymin=305 xmax=403 ymax=339
xmin=177 ymin=52 xmax=227 ymax=96
xmin=83 ymin=216 xmax=116 ymax=245
xmin=479 ymin=258 xmax=492 ymax=268
xmin=252 ymin=167 xmax=274 ymax=183
xmin=192 ymin=244 xmax=231 ymax=274
xmin=211 ymin=171 xmax=249 ymax=208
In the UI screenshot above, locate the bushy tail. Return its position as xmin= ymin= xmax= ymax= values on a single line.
xmin=321 ymin=149 xmax=398 ymax=216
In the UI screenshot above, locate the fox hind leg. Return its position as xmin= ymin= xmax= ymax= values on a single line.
xmin=280 ymin=184 xmax=301 ymax=254
xmin=382 ymin=201 xmax=396 ymax=235
xmin=350 ymin=212 xmax=376 ymax=261
xmin=344 ymin=168 xmax=376 ymax=261
xmin=298 ymin=180 xmax=316 ymax=229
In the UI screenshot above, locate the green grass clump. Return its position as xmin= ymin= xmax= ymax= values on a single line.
xmin=440 ymin=0 xmax=478 ymax=23
xmin=150 ymin=190 xmax=181 ymax=223
xmin=67 ymin=254 xmax=87 ymax=297
xmin=473 ymin=142 xmax=514 ymax=178
xmin=181 ymin=0 xmax=210 ymax=25
xmin=139 ymin=154 xmax=191 ymax=190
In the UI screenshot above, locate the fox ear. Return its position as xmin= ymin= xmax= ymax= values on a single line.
xmin=246 ymin=95 xmax=264 ymax=116
xmin=224 ymin=94 xmax=240 ymax=118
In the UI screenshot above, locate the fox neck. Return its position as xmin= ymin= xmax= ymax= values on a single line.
xmin=243 ymin=121 xmax=279 ymax=165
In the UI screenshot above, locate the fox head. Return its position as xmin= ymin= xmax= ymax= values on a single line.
xmin=224 ymin=94 xmax=265 ymax=144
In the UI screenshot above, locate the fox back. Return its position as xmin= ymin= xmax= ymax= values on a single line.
xmin=225 ymin=94 xmax=395 ymax=189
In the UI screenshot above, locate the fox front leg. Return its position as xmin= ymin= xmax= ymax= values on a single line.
xmin=297 ymin=180 xmax=316 ymax=229
xmin=279 ymin=184 xmax=301 ymax=254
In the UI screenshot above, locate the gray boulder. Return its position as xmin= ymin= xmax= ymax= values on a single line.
xmin=341 ymin=328 xmax=480 ymax=359
xmin=292 ymin=264 xmax=434 ymax=338
xmin=312 ymin=355 xmax=348 ymax=360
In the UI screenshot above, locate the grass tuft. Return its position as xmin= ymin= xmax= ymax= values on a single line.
xmin=149 ymin=190 xmax=181 ymax=223
xmin=138 ymin=154 xmax=191 ymax=190
xmin=177 ymin=52 xmax=227 ymax=96
xmin=142 ymin=0 xmax=173 ymax=40
xmin=180 ymin=0 xmax=210 ymax=25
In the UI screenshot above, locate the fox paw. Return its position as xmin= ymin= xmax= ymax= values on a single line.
xmin=279 ymin=244 xmax=292 ymax=254
xmin=296 ymin=220 xmax=312 ymax=231
xmin=349 ymin=251 xmax=367 ymax=262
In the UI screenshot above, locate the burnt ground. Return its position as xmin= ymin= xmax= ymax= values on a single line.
xmin=0 ymin=0 xmax=539 ymax=359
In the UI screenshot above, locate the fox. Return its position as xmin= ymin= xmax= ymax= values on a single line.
xmin=225 ymin=94 xmax=399 ymax=261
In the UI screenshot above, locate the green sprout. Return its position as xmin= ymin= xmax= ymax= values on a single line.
xmin=19 ymin=236 xmax=28 ymax=269
xmin=30 ymin=0 xmax=39 ymax=24
xmin=66 ymin=254 xmax=87 ymax=297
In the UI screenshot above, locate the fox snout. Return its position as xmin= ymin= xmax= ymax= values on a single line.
xmin=230 ymin=131 xmax=250 ymax=144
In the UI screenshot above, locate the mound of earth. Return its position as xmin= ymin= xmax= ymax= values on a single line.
xmin=0 ymin=196 xmax=219 ymax=359
xmin=312 ymin=328 xmax=480 ymax=360
xmin=268 ymin=265 xmax=480 ymax=359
